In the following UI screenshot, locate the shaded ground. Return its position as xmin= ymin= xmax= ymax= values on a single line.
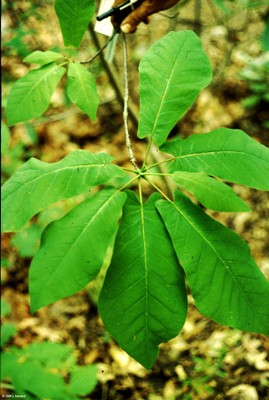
xmin=1 ymin=1 xmax=269 ymax=399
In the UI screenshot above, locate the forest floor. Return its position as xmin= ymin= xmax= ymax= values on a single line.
xmin=1 ymin=1 xmax=269 ymax=399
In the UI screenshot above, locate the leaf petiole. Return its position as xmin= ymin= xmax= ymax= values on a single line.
xmin=116 ymin=175 xmax=139 ymax=193
xmin=144 ymin=176 xmax=173 ymax=203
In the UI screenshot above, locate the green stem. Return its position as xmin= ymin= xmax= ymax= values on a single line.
xmin=144 ymin=172 xmax=173 ymax=178
xmin=138 ymin=177 xmax=144 ymax=206
xmin=117 ymin=176 xmax=139 ymax=193
xmin=122 ymin=167 xmax=138 ymax=174
xmin=81 ymin=30 xmax=118 ymax=64
xmin=147 ymin=157 xmax=174 ymax=171
xmin=144 ymin=176 xmax=173 ymax=203
xmin=142 ymin=137 xmax=153 ymax=170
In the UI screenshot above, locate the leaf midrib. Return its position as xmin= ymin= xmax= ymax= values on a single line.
xmin=151 ymin=42 xmax=186 ymax=136
xmin=171 ymin=149 xmax=268 ymax=163
xmin=40 ymin=190 xmax=118 ymax=293
xmin=171 ymin=201 xmax=259 ymax=314
xmin=2 ymin=163 xmax=111 ymax=201
xmin=140 ymin=200 xmax=149 ymax=338
xmin=12 ymin=64 xmax=62 ymax=110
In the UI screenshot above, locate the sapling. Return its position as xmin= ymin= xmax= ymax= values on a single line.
xmin=2 ymin=1 xmax=269 ymax=369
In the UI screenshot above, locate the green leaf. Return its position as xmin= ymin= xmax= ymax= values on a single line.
xmin=1 ymin=299 xmax=11 ymax=317
xmin=22 ymin=342 xmax=74 ymax=369
xmin=69 ymin=365 xmax=97 ymax=396
xmin=213 ymin=0 xmax=231 ymax=14
xmin=1 ymin=323 xmax=17 ymax=347
xmin=23 ymin=50 xmax=63 ymax=65
xmin=242 ymin=95 xmax=260 ymax=108
xmin=1 ymin=150 xmax=125 ymax=232
xmin=11 ymin=224 xmax=43 ymax=257
xmin=30 ymin=188 xmax=127 ymax=312
xmin=1 ymin=352 xmax=67 ymax=398
xmin=67 ymin=62 xmax=99 ymax=120
xmin=161 ymin=128 xmax=269 ymax=190
xmin=156 ymin=191 xmax=269 ymax=335
xmin=172 ymin=171 xmax=251 ymax=212
xmin=55 ymin=0 xmax=95 ymax=47
xmin=98 ymin=192 xmax=187 ymax=369
xmin=7 ymin=63 xmax=66 ymax=126
xmin=138 ymin=31 xmax=212 ymax=146
xmin=1 ymin=121 xmax=10 ymax=154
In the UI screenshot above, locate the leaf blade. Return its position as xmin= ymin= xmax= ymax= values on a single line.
xmin=30 ymin=188 xmax=127 ymax=312
xmin=98 ymin=192 xmax=187 ymax=369
xmin=138 ymin=30 xmax=212 ymax=146
xmin=67 ymin=62 xmax=99 ymax=120
xmin=172 ymin=171 xmax=251 ymax=212
xmin=7 ymin=63 xmax=66 ymax=126
xmin=161 ymin=128 xmax=269 ymax=190
xmin=23 ymin=51 xmax=63 ymax=66
xmin=157 ymin=191 xmax=269 ymax=335
xmin=1 ymin=150 xmax=125 ymax=232
xmin=55 ymin=0 xmax=95 ymax=47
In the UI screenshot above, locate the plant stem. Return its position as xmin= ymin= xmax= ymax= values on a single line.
xmin=81 ymin=30 xmax=118 ymax=64
xmin=147 ymin=157 xmax=174 ymax=171
xmin=144 ymin=176 xmax=173 ymax=203
xmin=142 ymin=137 xmax=153 ymax=169
xmin=88 ymin=24 xmax=139 ymax=127
xmin=117 ymin=176 xmax=139 ymax=193
xmin=122 ymin=33 xmax=139 ymax=170
xmin=145 ymin=172 xmax=173 ymax=178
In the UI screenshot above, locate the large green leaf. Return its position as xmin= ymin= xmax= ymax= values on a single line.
xmin=1 ymin=150 xmax=125 ymax=232
xmin=156 ymin=191 xmax=269 ymax=335
xmin=98 ymin=191 xmax=187 ymax=369
xmin=67 ymin=62 xmax=99 ymax=120
xmin=138 ymin=30 xmax=212 ymax=146
xmin=30 ymin=188 xmax=127 ymax=312
xmin=7 ymin=63 xmax=66 ymax=126
xmin=161 ymin=128 xmax=269 ymax=190
xmin=172 ymin=171 xmax=251 ymax=212
xmin=23 ymin=50 xmax=63 ymax=66
xmin=55 ymin=0 xmax=95 ymax=47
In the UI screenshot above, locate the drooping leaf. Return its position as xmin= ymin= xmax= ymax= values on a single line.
xmin=172 ymin=171 xmax=251 ymax=212
xmin=7 ymin=63 xmax=66 ymax=126
xmin=156 ymin=191 xmax=269 ymax=335
xmin=23 ymin=50 xmax=63 ymax=66
xmin=161 ymin=128 xmax=269 ymax=190
xmin=98 ymin=191 xmax=187 ymax=369
xmin=30 ymin=188 xmax=127 ymax=312
xmin=138 ymin=30 xmax=212 ymax=146
xmin=67 ymin=62 xmax=99 ymax=120
xmin=55 ymin=0 xmax=95 ymax=47
xmin=1 ymin=150 xmax=126 ymax=232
